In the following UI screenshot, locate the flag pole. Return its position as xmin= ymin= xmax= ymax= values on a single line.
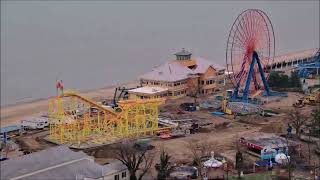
xmin=56 ymin=76 xmax=58 ymax=97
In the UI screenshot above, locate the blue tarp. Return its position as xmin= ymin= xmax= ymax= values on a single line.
xmin=0 ymin=125 xmax=20 ymax=133
xmin=211 ymin=111 xmax=225 ymax=116
xmin=255 ymin=161 xmax=272 ymax=167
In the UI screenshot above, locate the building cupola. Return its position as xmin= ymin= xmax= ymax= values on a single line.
xmin=174 ymin=48 xmax=192 ymax=60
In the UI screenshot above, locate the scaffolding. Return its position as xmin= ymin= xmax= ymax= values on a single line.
xmin=48 ymin=90 xmax=164 ymax=147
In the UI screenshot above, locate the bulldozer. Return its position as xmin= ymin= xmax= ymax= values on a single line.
xmin=293 ymin=91 xmax=320 ymax=108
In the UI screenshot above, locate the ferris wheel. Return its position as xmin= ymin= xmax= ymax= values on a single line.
xmin=226 ymin=9 xmax=275 ymax=101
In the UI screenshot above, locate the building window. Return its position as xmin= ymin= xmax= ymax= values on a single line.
xmin=201 ymin=81 xmax=204 ymax=85
xmin=168 ymin=92 xmax=173 ymax=96
xmin=114 ymin=174 xmax=119 ymax=180
xmin=218 ymin=70 xmax=225 ymax=75
xmin=122 ymin=171 xmax=127 ymax=178
xmin=206 ymin=81 xmax=209 ymax=85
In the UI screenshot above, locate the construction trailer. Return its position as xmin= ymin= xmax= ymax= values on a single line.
xmin=21 ymin=117 xmax=49 ymax=130
xmin=47 ymin=90 xmax=167 ymax=148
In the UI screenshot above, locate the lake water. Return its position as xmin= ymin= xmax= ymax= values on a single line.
xmin=1 ymin=1 xmax=319 ymax=106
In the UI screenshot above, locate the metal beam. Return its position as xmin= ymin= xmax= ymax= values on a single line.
xmin=242 ymin=55 xmax=256 ymax=101
xmin=254 ymin=52 xmax=271 ymax=95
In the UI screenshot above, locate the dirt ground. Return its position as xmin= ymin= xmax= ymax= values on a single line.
xmin=3 ymin=88 xmax=319 ymax=179
xmin=85 ymin=92 xmax=318 ymax=179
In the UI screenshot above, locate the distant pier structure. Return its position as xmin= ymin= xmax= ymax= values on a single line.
xmin=267 ymin=48 xmax=319 ymax=70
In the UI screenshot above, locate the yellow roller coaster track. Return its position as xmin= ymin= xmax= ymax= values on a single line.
xmin=61 ymin=90 xmax=118 ymax=115
xmin=48 ymin=90 xmax=164 ymax=147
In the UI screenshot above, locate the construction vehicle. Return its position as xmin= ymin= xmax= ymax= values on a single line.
xmin=158 ymin=118 xmax=199 ymax=139
xmin=221 ymin=90 xmax=233 ymax=115
xmin=293 ymin=91 xmax=320 ymax=108
xmin=110 ymin=86 xmax=141 ymax=108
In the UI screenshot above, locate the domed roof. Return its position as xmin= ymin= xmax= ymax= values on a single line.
xmin=174 ymin=48 xmax=192 ymax=56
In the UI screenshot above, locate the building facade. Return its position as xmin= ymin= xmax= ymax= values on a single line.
xmin=129 ymin=49 xmax=226 ymax=99
xmin=267 ymin=48 xmax=319 ymax=70
xmin=0 ymin=146 xmax=129 ymax=180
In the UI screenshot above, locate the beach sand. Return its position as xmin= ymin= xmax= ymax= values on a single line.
xmin=1 ymin=81 xmax=139 ymax=127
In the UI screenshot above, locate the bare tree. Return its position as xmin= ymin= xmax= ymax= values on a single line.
xmin=187 ymin=77 xmax=200 ymax=104
xmin=284 ymin=137 xmax=295 ymax=180
xmin=235 ymin=142 xmax=244 ymax=179
xmin=156 ymin=149 xmax=173 ymax=180
xmin=288 ymin=108 xmax=306 ymax=138
xmin=311 ymin=108 xmax=320 ymax=138
xmin=113 ymin=142 xmax=154 ymax=180
xmin=275 ymin=136 xmax=297 ymax=180
xmin=186 ymin=139 xmax=213 ymax=179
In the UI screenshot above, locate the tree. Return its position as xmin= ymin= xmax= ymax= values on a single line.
xmin=268 ymin=72 xmax=290 ymax=88
xmin=280 ymin=75 xmax=290 ymax=88
xmin=187 ymin=77 xmax=200 ymax=104
xmin=268 ymin=71 xmax=280 ymax=87
xmin=268 ymin=71 xmax=302 ymax=89
xmin=156 ymin=149 xmax=173 ymax=180
xmin=113 ymin=142 xmax=154 ymax=180
xmin=186 ymin=139 xmax=213 ymax=179
xmin=235 ymin=143 xmax=244 ymax=179
xmin=283 ymin=136 xmax=294 ymax=180
xmin=311 ymin=108 xmax=320 ymax=138
xmin=290 ymin=71 xmax=302 ymax=88
xmin=288 ymin=108 xmax=306 ymax=138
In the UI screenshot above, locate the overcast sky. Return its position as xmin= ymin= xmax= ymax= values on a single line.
xmin=1 ymin=1 xmax=319 ymax=105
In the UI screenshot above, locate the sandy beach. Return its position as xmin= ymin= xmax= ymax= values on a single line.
xmin=0 ymin=81 xmax=139 ymax=127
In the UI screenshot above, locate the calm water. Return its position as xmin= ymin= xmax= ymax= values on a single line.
xmin=1 ymin=1 xmax=319 ymax=106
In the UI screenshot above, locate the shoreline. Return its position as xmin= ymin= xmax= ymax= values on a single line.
xmin=1 ymin=81 xmax=138 ymax=108
xmin=1 ymin=80 xmax=139 ymax=127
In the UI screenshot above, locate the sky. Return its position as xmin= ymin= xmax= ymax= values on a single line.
xmin=1 ymin=1 xmax=319 ymax=106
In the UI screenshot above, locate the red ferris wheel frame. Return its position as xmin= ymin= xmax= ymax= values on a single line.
xmin=226 ymin=9 xmax=275 ymax=94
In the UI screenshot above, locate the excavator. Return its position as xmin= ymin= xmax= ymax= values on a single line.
xmin=101 ymin=86 xmax=140 ymax=109
xmin=293 ymin=90 xmax=320 ymax=108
